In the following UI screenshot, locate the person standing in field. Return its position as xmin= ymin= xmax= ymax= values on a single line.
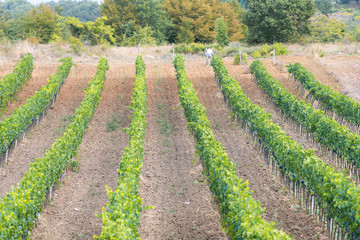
xmin=205 ymin=48 xmax=214 ymax=65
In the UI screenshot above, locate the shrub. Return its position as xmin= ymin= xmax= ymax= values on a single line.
xmin=310 ymin=15 xmax=346 ymax=42
xmin=251 ymin=50 xmax=261 ymax=58
xmin=233 ymin=53 xmax=240 ymax=65
xmin=234 ymin=52 xmax=248 ymax=65
xmin=224 ymin=45 xmax=238 ymax=55
xmin=174 ymin=43 xmax=190 ymax=53
xmin=174 ymin=43 xmax=205 ymax=54
xmin=241 ymin=52 xmax=248 ymax=64
xmin=260 ymin=43 xmax=271 ymax=55
xmin=271 ymin=43 xmax=290 ymax=55
xmin=189 ymin=43 xmax=205 ymax=53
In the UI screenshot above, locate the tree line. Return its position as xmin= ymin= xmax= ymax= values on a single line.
xmin=0 ymin=0 xmax=359 ymax=46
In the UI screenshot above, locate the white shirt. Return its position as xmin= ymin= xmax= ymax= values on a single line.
xmin=205 ymin=48 xmax=214 ymax=57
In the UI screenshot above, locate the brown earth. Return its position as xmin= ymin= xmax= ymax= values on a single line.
xmin=0 ymin=52 xmax=358 ymax=240
xmin=138 ymin=63 xmax=226 ymax=240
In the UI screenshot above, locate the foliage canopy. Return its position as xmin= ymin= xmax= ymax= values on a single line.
xmin=244 ymin=0 xmax=315 ymax=44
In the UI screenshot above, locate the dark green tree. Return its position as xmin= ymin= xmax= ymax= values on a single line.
xmin=0 ymin=0 xmax=32 ymax=17
xmin=47 ymin=0 xmax=100 ymax=22
xmin=315 ymin=0 xmax=332 ymax=16
xmin=214 ymin=17 xmax=229 ymax=47
xmin=101 ymin=0 xmax=137 ymax=42
xmin=244 ymin=0 xmax=315 ymax=44
xmin=135 ymin=0 xmax=174 ymax=44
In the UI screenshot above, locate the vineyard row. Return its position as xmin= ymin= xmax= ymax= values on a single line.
xmin=95 ymin=55 xmax=148 ymax=239
xmin=0 ymin=53 xmax=34 ymax=113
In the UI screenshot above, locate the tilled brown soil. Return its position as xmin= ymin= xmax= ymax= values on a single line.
xmin=0 ymin=60 xmax=16 ymax=80
xmin=0 ymin=62 xmax=89 ymax=199
xmin=31 ymin=62 xmax=135 ymax=239
xmin=138 ymin=63 xmax=226 ymax=239
xmin=185 ymin=61 xmax=328 ymax=240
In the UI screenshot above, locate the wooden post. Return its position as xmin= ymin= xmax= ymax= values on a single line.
xmin=205 ymin=43 xmax=208 ymax=65
xmin=5 ymin=148 xmax=8 ymax=163
xmin=272 ymin=49 xmax=276 ymax=64
xmin=33 ymin=45 xmax=36 ymax=59
xmin=238 ymin=45 xmax=241 ymax=62
xmin=172 ymin=43 xmax=175 ymax=61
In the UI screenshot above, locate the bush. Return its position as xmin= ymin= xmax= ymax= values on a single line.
xmin=189 ymin=43 xmax=205 ymax=53
xmin=260 ymin=43 xmax=271 ymax=55
xmin=271 ymin=43 xmax=290 ymax=55
xmin=233 ymin=54 xmax=240 ymax=65
xmin=174 ymin=43 xmax=205 ymax=54
xmin=356 ymin=29 xmax=360 ymax=42
xmin=241 ymin=52 xmax=248 ymax=64
xmin=234 ymin=52 xmax=248 ymax=65
xmin=224 ymin=45 xmax=238 ymax=55
xmin=174 ymin=43 xmax=190 ymax=53
xmin=70 ymin=36 xmax=84 ymax=55
xmin=310 ymin=15 xmax=346 ymax=42
xmin=251 ymin=50 xmax=261 ymax=58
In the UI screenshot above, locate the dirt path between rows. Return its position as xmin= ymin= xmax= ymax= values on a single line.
xmin=31 ymin=62 xmax=135 ymax=239
xmin=138 ymin=63 xmax=226 ymax=239
xmin=317 ymin=56 xmax=360 ymax=102
xmin=0 ymin=60 xmax=16 ymax=80
xmin=0 ymin=63 xmax=89 ymax=199
xmin=186 ymin=61 xmax=328 ymax=240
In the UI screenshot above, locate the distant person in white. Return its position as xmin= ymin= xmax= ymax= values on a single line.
xmin=205 ymin=48 xmax=214 ymax=65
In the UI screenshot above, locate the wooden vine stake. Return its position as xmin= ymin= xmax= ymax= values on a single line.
xmin=172 ymin=43 xmax=175 ymax=62
xmin=272 ymin=49 xmax=276 ymax=64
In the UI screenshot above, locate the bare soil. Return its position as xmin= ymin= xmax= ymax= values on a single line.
xmin=138 ymin=63 xmax=226 ymax=240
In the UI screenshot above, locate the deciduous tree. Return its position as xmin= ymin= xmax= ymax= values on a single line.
xmin=245 ymin=0 xmax=315 ymax=44
xmin=24 ymin=4 xmax=56 ymax=43
xmin=165 ymin=0 xmax=244 ymax=43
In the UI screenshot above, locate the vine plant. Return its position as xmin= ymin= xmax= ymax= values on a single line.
xmin=0 ymin=53 xmax=34 ymax=113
